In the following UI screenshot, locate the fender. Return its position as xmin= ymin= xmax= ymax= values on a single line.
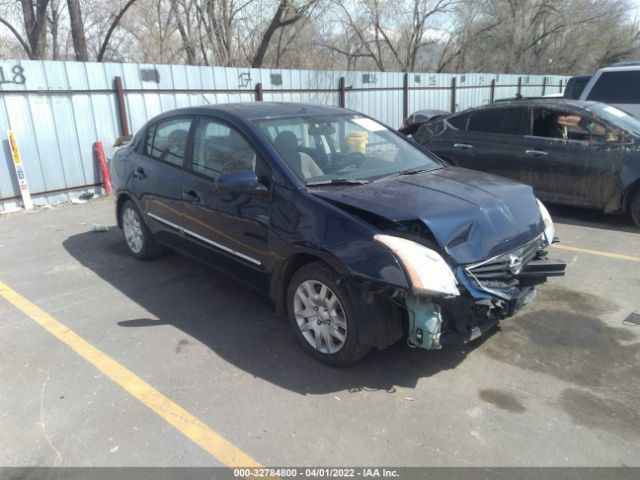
xmin=268 ymin=186 xmax=410 ymax=321
xmin=620 ymin=157 xmax=640 ymax=212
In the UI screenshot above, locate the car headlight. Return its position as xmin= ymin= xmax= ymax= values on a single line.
xmin=537 ymin=199 xmax=555 ymax=245
xmin=374 ymin=234 xmax=459 ymax=296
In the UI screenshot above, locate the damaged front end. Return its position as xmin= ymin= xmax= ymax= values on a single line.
xmin=400 ymin=234 xmax=566 ymax=350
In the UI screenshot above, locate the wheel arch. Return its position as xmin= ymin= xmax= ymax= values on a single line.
xmin=116 ymin=193 xmax=134 ymax=229
xmin=623 ymin=178 xmax=640 ymax=213
xmin=272 ymin=250 xmax=405 ymax=351
xmin=272 ymin=251 xmax=348 ymax=319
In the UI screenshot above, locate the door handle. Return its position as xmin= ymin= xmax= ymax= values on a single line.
xmin=182 ymin=190 xmax=201 ymax=203
xmin=133 ymin=167 xmax=147 ymax=179
xmin=453 ymin=143 xmax=473 ymax=150
xmin=525 ymin=150 xmax=548 ymax=157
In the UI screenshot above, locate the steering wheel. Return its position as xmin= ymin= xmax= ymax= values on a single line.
xmin=333 ymin=152 xmax=367 ymax=171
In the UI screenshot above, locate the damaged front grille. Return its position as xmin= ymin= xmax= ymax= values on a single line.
xmin=465 ymin=236 xmax=543 ymax=293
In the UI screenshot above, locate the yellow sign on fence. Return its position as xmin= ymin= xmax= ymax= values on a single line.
xmin=7 ymin=130 xmax=33 ymax=210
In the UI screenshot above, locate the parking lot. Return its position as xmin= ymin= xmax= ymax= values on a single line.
xmin=0 ymin=198 xmax=638 ymax=467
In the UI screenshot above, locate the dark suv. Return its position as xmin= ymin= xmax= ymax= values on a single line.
xmin=111 ymin=103 xmax=565 ymax=365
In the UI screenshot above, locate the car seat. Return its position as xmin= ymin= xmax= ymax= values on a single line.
xmin=274 ymin=130 xmax=324 ymax=180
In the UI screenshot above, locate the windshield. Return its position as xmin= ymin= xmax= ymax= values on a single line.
xmin=588 ymin=103 xmax=640 ymax=136
xmin=253 ymin=113 xmax=442 ymax=185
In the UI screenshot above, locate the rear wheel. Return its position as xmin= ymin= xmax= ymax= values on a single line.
xmin=120 ymin=200 xmax=164 ymax=260
xmin=631 ymin=192 xmax=640 ymax=228
xmin=286 ymin=261 xmax=370 ymax=366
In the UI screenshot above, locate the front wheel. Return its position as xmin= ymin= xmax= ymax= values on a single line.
xmin=631 ymin=192 xmax=640 ymax=228
xmin=120 ymin=200 xmax=164 ymax=260
xmin=286 ymin=262 xmax=370 ymax=366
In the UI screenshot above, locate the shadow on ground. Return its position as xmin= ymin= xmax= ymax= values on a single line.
xmin=63 ymin=228 xmax=494 ymax=395
xmin=548 ymin=204 xmax=638 ymax=234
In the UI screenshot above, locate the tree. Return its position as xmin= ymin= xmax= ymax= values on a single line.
xmin=67 ymin=0 xmax=88 ymax=60
xmin=324 ymin=0 xmax=456 ymax=72
xmin=96 ymin=0 xmax=140 ymax=61
xmin=48 ymin=0 xmax=63 ymax=60
xmin=251 ymin=0 xmax=319 ymax=68
xmin=0 ymin=0 xmax=50 ymax=59
xmin=437 ymin=0 xmax=640 ymax=74
xmin=0 ymin=0 xmax=638 ymax=74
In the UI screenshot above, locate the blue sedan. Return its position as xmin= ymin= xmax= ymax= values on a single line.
xmin=111 ymin=103 xmax=565 ymax=365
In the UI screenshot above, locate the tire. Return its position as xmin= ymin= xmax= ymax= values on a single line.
xmin=631 ymin=192 xmax=640 ymax=228
xmin=286 ymin=261 xmax=371 ymax=366
xmin=120 ymin=200 xmax=164 ymax=260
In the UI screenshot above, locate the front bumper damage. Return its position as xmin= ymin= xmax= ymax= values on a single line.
xmin=403 ymin=236 xmax=566 ymax=350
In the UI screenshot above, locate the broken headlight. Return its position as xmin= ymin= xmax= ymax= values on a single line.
xmin=374 ymin=234 xmax=460 ymax=297
xmin=537 ymin=199 xmax=555 ymax=246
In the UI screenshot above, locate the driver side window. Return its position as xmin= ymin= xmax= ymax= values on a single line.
xmin=532 ymin=108 xmax=607 ymax=142
xmin=191 ymin=118 xmax=257 ymax=179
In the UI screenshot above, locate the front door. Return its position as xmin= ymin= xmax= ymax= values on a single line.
xmin=522 ymin=107 xmax=617 ymax=207
xmin=181 ymin=116 xmax=272 ymax=292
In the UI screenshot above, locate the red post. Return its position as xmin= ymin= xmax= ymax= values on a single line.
xmin=255 ymin=82 xmax=264 ymax=101
xmin=114 ymin=76 xmax=130 ymax=137
xmin=338 ymin=77 xmax=346 ymax=108
xmin=94 ymin=141 xmax=113 ymax=197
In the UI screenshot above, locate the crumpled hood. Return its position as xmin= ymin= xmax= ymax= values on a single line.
xmin=312 ymin=167 xmax=545 ymax=264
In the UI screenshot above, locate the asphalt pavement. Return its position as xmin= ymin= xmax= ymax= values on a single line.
xmin=0 ymin=199 xmax=638 ymax=467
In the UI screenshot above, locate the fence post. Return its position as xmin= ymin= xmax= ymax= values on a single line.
xmin=517 ymin=76 xmax=522 ymax=97
xmin=541 ymin=77 xmax=547 ymax=96
xmin=338 ymin=77 xmax=346 ymax=108
xmin=113 ymin=76 xmax=130 ymax=137
xmin=559 ymin=79 xmax=563 ymax=93
xmin=255 ymin=82 xmax=264 ymax=101
xmin=402 ymin=73 xmax=409 ymax=120
xmin=490 ymin=79 xmax=496 ymax=103
xmin=450 ymin=77 xmax=457 ymax=113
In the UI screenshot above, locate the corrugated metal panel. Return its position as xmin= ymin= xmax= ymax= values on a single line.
xmin=0 ymin=59 xmax=570 ymax=211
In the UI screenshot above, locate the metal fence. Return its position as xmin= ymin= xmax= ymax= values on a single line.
xmin=0 ymin=60 xmax=569 ymax=211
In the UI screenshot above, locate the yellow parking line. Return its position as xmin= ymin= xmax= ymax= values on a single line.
xmin=0 ymin=280 xmax=261 ymax=468
xmin=552 ymin=244 xmax=640 ymax=262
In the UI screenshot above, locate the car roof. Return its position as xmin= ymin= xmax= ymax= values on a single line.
xmin=568 ymin=74 xmax=592 ymax=81
xmin=156 ymin=102 xmax=349 ymax=121
xmin=595 ymin=64 xmax=640 ymax=73
xmin=609 ymin=60 xmax=640 ymax=67
xmin=453 ymin=98 xmax=600 ymax=115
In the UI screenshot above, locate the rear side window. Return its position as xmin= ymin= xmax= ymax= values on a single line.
xmin=587 ymin=71 xmax=640 ymax=103
xmin=447 ymin=113 xmax=469 ymax=130
xmin=573 ymin=79 xmax=589 ymax=98
xmin=145 ymin=117 xmax=192 ymax=167
xmin=468 ymin=108 xmax=530 ymax=135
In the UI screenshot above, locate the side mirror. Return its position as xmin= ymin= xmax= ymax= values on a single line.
xmin=216 ymin=170 xmax=268 ymax=195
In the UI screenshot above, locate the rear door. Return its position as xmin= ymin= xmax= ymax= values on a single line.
xmin=127 ymin=116 xmax=193 ymax=247
xmin=463 ymin=106 xmax=532 ymax=182
xmin=180 ymin=116 xmax=272 ymax=292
